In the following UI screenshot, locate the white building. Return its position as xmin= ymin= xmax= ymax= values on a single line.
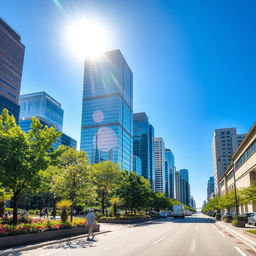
xmin=212 ymin=128 xmax=246 ymax=194
xmin=154 ymin=137 xmax=165 ymax=193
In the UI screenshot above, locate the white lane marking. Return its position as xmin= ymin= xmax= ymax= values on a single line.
xmin=153 ymin=233 xmax=169 ymax=245
xmin=217 ymin=223 xmax=256 ymax=251
xmin=234 ymin=246 xmax=247 ymax=256
xmin=38 ymin=251 xmax=57 ymax=256
xmin=218 ymin=230 xmax=225 ymax=237
xmin=190 ymin=240 xmax=196 ymax=252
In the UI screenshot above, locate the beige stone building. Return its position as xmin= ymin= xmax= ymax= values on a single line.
xmin=219 ymin=122 xmax=256 ymax=213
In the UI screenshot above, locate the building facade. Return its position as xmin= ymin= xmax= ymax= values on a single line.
xmin=133 ymin=112 xmax=155 ymax=185
xmin=207 ymin=176 xmax=214 ymax=202
xmin=165 ymin=148 xmax=175 ymax=198
xmin=212 ymin=128 xmax=246 ymax=194
xmin=180 ymin=169 xmax=191 ymax=206
xmin=219 ymin=123 xmax=256 ymax=213
xmin=0 ymin=18 xmax=25 ymax=120
xmin=154 ymin=137 xmax=165 ymax=193
xmin=133 ymin=155 xmax=142 ymax=176
xmin=19 ymin=92 xmax=64 ymax=131
xmin=80 ymin=50 xmax=133 ymax=171
xmin=175 ymin=170 xmax=181 ymax=202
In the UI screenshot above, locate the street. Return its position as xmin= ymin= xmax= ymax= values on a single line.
xmin=12 ymin=213 xmax=255 ymax=256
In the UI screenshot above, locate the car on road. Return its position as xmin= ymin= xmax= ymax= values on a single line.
xmin=159 ymin=210 xmax=168 ymax=218
xmin=173 ymin=204 xmax=185 ymax=218
xmin=248 ymin=212 xmax=256 ymax=226
xmin=241 ymin=212 xmax=252 ymax=223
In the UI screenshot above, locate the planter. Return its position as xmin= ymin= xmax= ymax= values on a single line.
xmin=232 ymin=221 xmax=245 ymax=228
xmin=98 ymin=217 xmax=161 ymax=224
xmin=0 ymin=224 xmax=100 ymax=249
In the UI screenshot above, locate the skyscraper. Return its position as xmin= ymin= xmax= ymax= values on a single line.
xmin=19 ymin=92 xmax=64 ymax=131
xmin=0 ymin=18 xmax=25 ymax=120
xmin=207 ymin=176 xmax=214 ymax=201
xmin=165 ymin=148 xmax=175 ymax=198
xmin=212 ymin=128 xmax=246 ymax=194
xmin=175 ymin=170 xmax=181 ymax=202
xmin=133 ymin=155 xmax=142 ymax=176
xmin=133 ymin=112 xmax=155 ymax=185
xmin=180 ymin=169 xmax=191 ymax=206
xmin=154 ymin=137 xmax=165 ymax=193
xmin=80 ymin=50 xmax=133 ymax=170
xmin=19 ymin=91 xmax=76 ymax=149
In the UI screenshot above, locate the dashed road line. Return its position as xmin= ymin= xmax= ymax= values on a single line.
xmin=234 ymin=246 xmax=247 ymax=256
xmin=153 ymin=233 xmax=169 ymax=245
xmin=218 ymin=230 xmax=226 ymax=237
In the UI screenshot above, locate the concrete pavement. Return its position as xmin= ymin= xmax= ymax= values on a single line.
xmin=7 ymin=213 xmax=256 ymax=256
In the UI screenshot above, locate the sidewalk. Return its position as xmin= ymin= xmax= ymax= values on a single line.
xmin=215 ymin=219 xmax=256 ymax=252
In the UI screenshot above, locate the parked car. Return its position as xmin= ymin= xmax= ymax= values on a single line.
xmin=241 ymin=213 xmax=252 ymax=223
xmin=159 ymin=210 xmax=168 ymax=218
xmin=248 ymin=212 xmax=256 ymax=226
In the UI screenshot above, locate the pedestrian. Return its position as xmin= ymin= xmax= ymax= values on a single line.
xmin=52 ymin=209 xmax=57 ymax=220
xmin=86 ymin=210 xmax=96 ymax=241
xmin=45 ymin=208 xmax=49 ymax=219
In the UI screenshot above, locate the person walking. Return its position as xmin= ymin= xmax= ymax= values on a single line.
xmin=86 ymin=210 xmax=96 ymax=241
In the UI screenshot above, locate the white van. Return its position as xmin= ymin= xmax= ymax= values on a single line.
xmin=173 ymin=204 xmax=185 ymax=218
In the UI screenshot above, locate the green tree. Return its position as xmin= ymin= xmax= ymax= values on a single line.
xmin=0 ymin=186 xmax=12 ymax=217
xmin=0 ymin=109 xmax=60 ymax=224
xmin=151 ymin=192 xmax=170 ymax=212
xmin=240 ymin=182 xmax=256 ymax=206
xmin=117 ymin=171 xmax=152 ymax=213
xmin=91 ymin=161 xmax=121 ymax=215
xmin=50 ymin=147 xmax=91 ymax=222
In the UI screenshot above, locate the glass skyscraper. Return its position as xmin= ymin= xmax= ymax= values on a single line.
xmin=180 ymin=169 xmax=191 ymax=206
xmin=80 ymin=50 xmax=133 ymax=170
xmin=165 ymin=148 xmax=175 ymax=198
xmin=133 ymin=112 xmax=155 ymax=186
xmin=19 ymin=91 xmax=64 ymax=131
xmin=0 ymin=18 xmax=25 ymax=120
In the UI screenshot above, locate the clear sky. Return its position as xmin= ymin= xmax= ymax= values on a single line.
xmin=1 ymin=0 xmax=255 ymax=208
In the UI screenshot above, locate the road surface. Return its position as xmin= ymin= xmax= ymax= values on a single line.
xmin=12 ymin=213 xmax=255 ymax=256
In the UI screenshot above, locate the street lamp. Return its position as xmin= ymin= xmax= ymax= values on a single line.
xmin=217 ymin=155 xmax=239 ymax=218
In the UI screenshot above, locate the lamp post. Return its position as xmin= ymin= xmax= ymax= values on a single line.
xmin=217 ymin=155 xmax=239 ymax=218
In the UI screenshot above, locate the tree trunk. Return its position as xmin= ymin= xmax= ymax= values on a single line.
xmin=102 ymin=199 xmax=105 ymax=216
xmin=12 ymin=192 xmax=19 ymax=225
xmin=70 ymin=205 xmax=73 ymax=222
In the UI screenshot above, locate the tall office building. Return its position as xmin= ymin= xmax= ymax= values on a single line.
xmin=154 ymin=137 xmax=165 ymax=193
xmin=180 ymin=169 xmax=191 ymax=206
xmin=19 ymin=92 xmax=64 ymax=131
xmin=0 ymin=18 xmax=25 ymax=120
xmin=19 ymin=91 xmax=76 ymax=149
xmin=165 ymin=148 xmax=175 ymax=198
xmin=133 ymin=112 xmax=155 ymax=185
xmin=133 ymin=155 xmax=142 ymax=176
xmin=190 ymin=196 xmax=196 ymax=210
xmin=207 ymin=176 xmax=214 ymax=201
xmin=175 ymin=170 xmax=181 ymax=202
xmin=80 ymin=50 xmax=133 ymax=170
xmin=212 ymin=128 xmax=246 ymax=194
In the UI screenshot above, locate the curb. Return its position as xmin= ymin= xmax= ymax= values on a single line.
xmin=244 ymin=230 xmax=256 ymax=239
xmin=0 ymin=230 xmax=111 ymax=256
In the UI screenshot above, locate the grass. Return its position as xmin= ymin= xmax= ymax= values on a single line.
xmin=246 ymin=230 xmax=256 ymax=235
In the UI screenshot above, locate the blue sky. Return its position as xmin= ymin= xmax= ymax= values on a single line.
xmin=1 ymin=0 xmax=255 ymax=208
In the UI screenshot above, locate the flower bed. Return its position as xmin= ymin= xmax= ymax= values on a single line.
xmin=0 ymin=218 xmax=86 ymax=237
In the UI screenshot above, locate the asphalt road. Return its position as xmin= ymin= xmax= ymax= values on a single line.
xmin=15 ymin=213 xmax=253 ymax=256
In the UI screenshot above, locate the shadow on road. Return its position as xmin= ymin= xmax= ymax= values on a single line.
xmin=169 ymin=217 xmax=216 ymax=224
xmin=42 ymin=239 xmax=97 ymax=250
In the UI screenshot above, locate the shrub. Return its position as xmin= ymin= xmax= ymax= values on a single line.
xmin=224 ymin=215 xmax=233 ymax=223
xmin=216 ymin=213 xmax=221 ymax=220
xmin=56 ymin=200 xmax=72 ymax=223
xmin=0 ymin=216 xmax=33 ymax=225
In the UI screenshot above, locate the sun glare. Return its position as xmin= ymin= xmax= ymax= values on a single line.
xmin=65 ymin=18 xmax=109 ymax=60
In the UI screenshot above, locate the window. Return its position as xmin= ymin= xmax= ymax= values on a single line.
xmin=221 ymin=132 xmax=225 ymax=135
xmin=226 ymin=131 xmax=230 ymax=135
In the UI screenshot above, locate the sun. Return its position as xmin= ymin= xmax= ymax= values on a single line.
xmin=65 ymin=18 xmax=110 ymax=59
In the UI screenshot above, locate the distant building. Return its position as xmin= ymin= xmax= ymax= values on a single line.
xmin=212 ymin=128 xmax=246 ymax=194
xmin=0 ymin=18 xmax=25 ymax=120
xmin=19 ymin=118 xmax=77 ymax=149
xmin=154 ymin=137 xmax=165 ymax=193
xmin=180 ymin=169 xmax=191 ymax=206
xmin=19 ymin=92 xmax=64 ymax=131
xmin=219 ymin=122 xmax=256 ymax=213
xmin=133 ymin=155 xmax=142 ymax=176
xmin=165 ymin=148 xmax=175 ymax=198
xmin=207 ymin=176 xmax=214 ymax=202
xmin=80 ymin=50 xmax=133 ymax=170
xmin=190 ymin=196 xmax=196 ymax=210
xmin=175 ymin=171 xmax=181 ymax=202
xmin=133 ymin=112 xmax=155 ymax=185
xmin=19 ymin=91 xmax=76 ymax=149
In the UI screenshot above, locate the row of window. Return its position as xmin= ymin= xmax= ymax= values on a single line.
xmin=235 ymin=140 xmax=256 ymax=170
